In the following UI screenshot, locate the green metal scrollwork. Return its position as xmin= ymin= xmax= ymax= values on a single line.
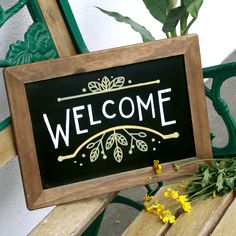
xmin=0 ymin=0 xmax=58 ymax=130
xmin=204 ymin=62 xmax=236 ymax=157
xmin=0 ymin=0 xmax=28 ymax=28
xmin=5 ymin=22 xmax=57 ymax=66
xmin=0 ymin=0 xmax=58 ymax=67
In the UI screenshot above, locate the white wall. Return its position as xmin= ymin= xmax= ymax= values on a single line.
xmin=1 ymin=0 xmax=236 ymax=235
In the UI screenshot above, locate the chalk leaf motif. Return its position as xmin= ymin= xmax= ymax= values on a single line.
xmin=101 ymin=76 xmax=111 ymax=90
xmin=114 ymin=146 xmax=123 ymax=163
xmin=110 ymin=76 xmax=125 ymax=89
xmin=87 ymin=76 xmax=125 ymax=94
xmin=86 ymin=142 xmax=96 ymax=149
xmin=88 ymin=81 xmax=102 ymax=93
xmin=106 ymin=134 xmax=115 ymax=150
xmin=136 ymin=139 xmax=148 ymax=152
xmin=116 ymin=133 xmax=128 ymax=146
xmin=90 ymin=147 xmax=100 ymax=162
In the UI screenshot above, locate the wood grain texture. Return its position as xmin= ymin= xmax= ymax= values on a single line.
xmin=123 ymin=189 xmax=234 ymax=236
xmin=37 ymin=0 xmax=76 ymax=57
xmin=165 ymin=191 xmax=234 ymax=236
xmin=29 ymin=193 xmax=116 ymax=236
xmin=0 ymin=124 xmax=16 ymax=167
xmin=211 ymin=195 xmax=236 ymax=236
xmin=122 ymin=184 xmax=186 ymax=236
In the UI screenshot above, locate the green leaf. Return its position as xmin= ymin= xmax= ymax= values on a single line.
xmin=143 ymin=0 xmax=168 ymax=24
xmin=162 ymin=6 xmax=186 ymax=33
xmin=216 ymin=172 xmax=224 ymax=192
xmin=201 ymin=168 xmax=210 ymax=187
xmin=96 ymin=7 xmax=155 ymax=42
xmin=183 ymin=0 xmax=203 ymax=18
xmin=226 ymin=176 xmax=236 ymax=190
xmin=0 ymin=5 xmax=5 ymax=21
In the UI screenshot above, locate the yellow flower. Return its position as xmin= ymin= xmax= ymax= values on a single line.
xmin=164 ymin=188 xmax=179 ymax=200
xmin=144 ymin=194 xmax=154 ymax=202
xmin=160 ymin=210 xmax=176 ymax=224
xmin=164 ymin=188 xmax=172 ymax=197
xmin=213 ymin=191 xmax=216 ymax=198
xmin=178 ymin=195 xmax=189 ymax=204
xmin=152 ymin=202 xmax=165 ymax=215
xmin=153 ymin=160 xmax=162 ymax=174
xmin=171 ymin=190 xmax=179 ymax=200
xmin=182 ymin=202 xmax=191 ymax=212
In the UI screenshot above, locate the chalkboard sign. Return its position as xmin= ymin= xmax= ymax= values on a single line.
xmin=4 ymin=35 xmax=212 ymax=209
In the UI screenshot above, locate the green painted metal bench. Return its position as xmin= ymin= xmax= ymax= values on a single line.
xmin=1 ymin=1 xmax=236 ymax=235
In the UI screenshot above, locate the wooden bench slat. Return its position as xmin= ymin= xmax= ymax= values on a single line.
xmin=0 ymin=125 xmax=16 ymax=167
xmin=211 ymin=195 xmax=236 ymax=236
xmin=29 ymin=193 xmax=116 ymax=236
xmin=123 ymin=186 xmax=234 ymax=236
xmin=37 ymin=0 xmax=77 ymax=57
xmin=122 ymin=185 xmax=182 ymax=236
xmin=165 ymin=191 xmax=234 ymax=236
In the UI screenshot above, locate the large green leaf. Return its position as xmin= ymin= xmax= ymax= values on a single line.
xmin=0 ymin=5 xmax=6 ymax=27
xmin=162 ymin=6 xmax=186 ymax=33
xmin=184 ymin=0 xmax=203 ymax=18
xmin=97 ymin=7 xmax=155 ymax=42
xmin=143 ymin=0 xmax=168 ymax=24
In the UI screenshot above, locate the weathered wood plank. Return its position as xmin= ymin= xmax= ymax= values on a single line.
xmin=166 ymin=191 xmax=234 ymax=236
xmin=37 ymin=0 xmax=77 ymax=57
xmin=211 ymin=195 xmax=236 ymax=236
xmin=29 ymin=193 xmax=116 ymax=236
xmin=0 ymin=124 xmax=16 ymax=167
xmin=122 ymin=185 xmax=181 ymax=236
xmin=123 ymin=188 xmax=234 ymax=236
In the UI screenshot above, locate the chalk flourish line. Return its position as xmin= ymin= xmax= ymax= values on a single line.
xmin=57 ymin=125 xmax=179 ymax=162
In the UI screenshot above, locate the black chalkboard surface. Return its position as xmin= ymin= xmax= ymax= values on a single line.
xmin=4 ymin=35 xmax=212 ymax=209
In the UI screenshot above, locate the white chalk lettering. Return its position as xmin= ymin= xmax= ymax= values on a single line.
xmin=73 ymin=106 xmax=88 ymax=135
xmin=43 ymin=109 xmax=70 ymax=149
xmin=87 ymin=104 xmax=102 ymax=125
xmin=158 ymin=88 xmax=176 ymax=126
xmin=119 ymin=97 xmax=135 ymax=119
xmin=102 ymin=100 xmax=116 ymax=119
xmin=136 ymin=93 xmax=155 ymax=121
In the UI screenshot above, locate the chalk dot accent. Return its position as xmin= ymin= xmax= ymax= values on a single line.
xmin=153 ymin=147 xmax=156 ymax=151
xmin=74 ymin=161 xmax=77 ymax=164
xmin=151 ymin=138 xmax=155 ymax=142
xmin=128 ymin=80 xmax=132 ymax=84
xmin=82 ymin=88 xmax=86 ymax=93
xmin=103 ymin=155 xmax=107 ymax=159
xmin=158 ymin=141 xmax=161 ymax=144
xmin=82 ymin=154 xmax=86 ymax=158
xmin=80 ymin=163 xmax=83 ymax=166
xmin=129 ymin=150 xmax=133 ymax=155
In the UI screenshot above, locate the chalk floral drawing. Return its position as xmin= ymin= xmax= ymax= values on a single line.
xmin=88 ymin=76 xmax=125 ymax=93
xmin=86 ymin=129 xmax=148 ymax=163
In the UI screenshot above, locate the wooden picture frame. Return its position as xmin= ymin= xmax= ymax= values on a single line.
xmin=4 ymin=35 xmax=212 ymax=209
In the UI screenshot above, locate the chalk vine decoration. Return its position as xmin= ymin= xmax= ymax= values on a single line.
xmin=57 ymin=75 xmax=179 ymax=164
xmin=86 ymin=129 xmax=148 ymax=163
xmin=58 ymin=126 xmax=179 ymax=163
